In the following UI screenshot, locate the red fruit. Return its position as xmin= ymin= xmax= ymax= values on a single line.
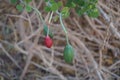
xmin=44 ymin=36 xmax=53 ymax=48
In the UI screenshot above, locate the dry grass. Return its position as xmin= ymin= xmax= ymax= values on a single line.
xmin=0 ymin=0 xmax=120 ymax=80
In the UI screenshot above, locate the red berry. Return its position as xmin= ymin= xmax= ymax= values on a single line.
xmin=44 ymin=36 xmax=53 ymax=48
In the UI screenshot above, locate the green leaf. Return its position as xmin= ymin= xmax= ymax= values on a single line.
xmin=71 ymin=2 xmax=76 ymax=7
xmin=25 ymin=5 xmax=32 ymax=12
xmin=25 ymin=0 xmax=32 ymax=3
xmin=16 ymin=4 xmax=23 ymax=12
xmin=61 ymin=7 xmax=70 ymax=18
xmin=66 ymin=0 xmax=72 ymax=7
xmin=76 ymin=8 xmax=85 ymax=16
xmin=10 ymin=0 xmax=17 ymax=4
xmin=51 ymin=3 xmax=59 ymax=12
xmin=45 ymin=0 xmax=49 ymax=2
xmin=74 ymin=0 xmax=85 ymax=6
xmin=49 ymin=0 xmax=55 ymax=4
xmin=66 ymin=1 xmax=76 ymax=8
xmin=90 ymin=0 xmax=98 ymax=3
xmin=44 ymin=6 xmax=51 ymax=12
xmin=57 ymin=1 xmax=62 ymax=7
xmin=43 ymin=25 xmax=53 ymax=38
xmin=87 ymin=8 xmax=99 ymax=18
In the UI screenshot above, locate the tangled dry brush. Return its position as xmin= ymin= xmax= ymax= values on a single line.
xmin=0 ymin=0 xmax=120 ymax=80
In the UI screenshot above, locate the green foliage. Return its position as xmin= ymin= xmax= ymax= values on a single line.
xmin=44 ymin=6 xmax=51 ymax=12
xmin=44 ymin=0 xmax=62 ymax=12
xmin=25 ymin=0 xmax=32 ymax=3
xmin=10 ymin=0 xmax=17 ymax=4
xmin=44 ymin=0 xmax=49 ymax=2
xmin=25 ymin=4 xmax=32 ymax=12
xmin=45 ymin=0 xmax=99 ymax=18
xmin=16 ymin=4 xmax=23 ymax=12
xmin=66 ymin=0 xmax=99 ymax=17
xmin=11 ymin=0 xmax=32 ymax=12
xmin=61 ymin=7 xmax=70 ymax=18
xmin=11 ymin=0 xmax=99 ymax=18
xmin=87 ymin=8 xmax=99 ymax=18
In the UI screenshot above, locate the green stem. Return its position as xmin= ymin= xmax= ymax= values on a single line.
xmin=47 ymin=12 xmax=53 ymax=36
xmin=59 ymin=13 xmax=69 ymax=44
xmin=66 ymin=34 xmax=69 ymax=45
xmin=47 ymin=0 xmax=69 ymax=44
xmin=47 ymin=1 xmax=68 ymax=34
xmin=20 ymin=0 xmax=46 ymax=27
xmin=59 ymin=14 xmax=67 ymax=34
xmin=32 ymin=7 xmax=45 ymax=25
xmin=20 ymin=0 xmax=69 ymax=43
